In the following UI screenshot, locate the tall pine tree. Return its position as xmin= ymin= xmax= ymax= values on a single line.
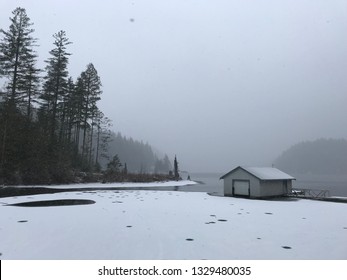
xmin=0 ymin=7 xmax=39 ymax=104
xmin=0 ymin=7 xmax=40 ymax=183
xmin=41 ymin=30 xmax=71 ymax=143
xmin=78 ymin=63 xmax=102 ymax=164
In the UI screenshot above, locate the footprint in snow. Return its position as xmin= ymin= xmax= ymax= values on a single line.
xmin=257 ymin=237 xmax=262 ymax=240
xmin=17 ymin=220 xmax=28 ymax=223
xmin=218 ymin=219 xmax=227 ymax=222
xmin=205 ymin=221 xmax=216 ymax=224
xmin=210 ymin=215 xmax=216 ymax=217
xmin=282 ymin=246 xmax=292 ymax=249
xmin=265 ymin=212 xmax=273 ymax=215
xmin=126 ymin=225 xmax=132 ymax=228
xmin=186 ymin=238 xmax=194 ymax=241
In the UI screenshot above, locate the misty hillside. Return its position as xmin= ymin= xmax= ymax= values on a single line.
xmin=101 ymin=132 xmax=172 ymax=174
xmin=274 ymin=138 xmax=347 ymax=175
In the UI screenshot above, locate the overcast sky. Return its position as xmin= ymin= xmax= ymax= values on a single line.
xmin=1 ymin=0 xmax=347 ymax=173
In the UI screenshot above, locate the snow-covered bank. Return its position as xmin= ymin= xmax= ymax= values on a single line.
xmin=49 ymin=180 xmax=198 ymax=189
xmin=0 ymin=189 xmax=346 ymax=260
xmin=8 ymin=180 xmax=198 ymax=190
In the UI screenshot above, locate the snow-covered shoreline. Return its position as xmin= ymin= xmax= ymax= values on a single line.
xmin=1 ymin=184 xmax=347 ymax=260
xmin=45 ymin=180 xmax=198 ymax=189
xmin=2 ymin=180 xmax=198 ymax=190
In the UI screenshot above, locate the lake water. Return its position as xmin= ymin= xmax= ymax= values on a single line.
xmin=183 ymin=172 xmax=347 ymax=197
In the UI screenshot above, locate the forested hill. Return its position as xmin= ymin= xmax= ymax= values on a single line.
xmin=274 ymin=138 xmax=347 ymax=175
xmin=102 ymin=132 xmax=172 ymax=174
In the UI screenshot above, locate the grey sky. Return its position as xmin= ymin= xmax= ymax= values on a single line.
xmin=1 ymin=0 xmax=347 ymax=172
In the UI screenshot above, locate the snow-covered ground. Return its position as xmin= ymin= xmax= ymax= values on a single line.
xmin=0 ymin=182 xmax=347 ymax=260
xmin=39 ymin=180 xmax=197 ymax=189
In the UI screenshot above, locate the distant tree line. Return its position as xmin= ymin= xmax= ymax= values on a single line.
xmin=274 ymin=138 xmax=347 ymax=175
xmin=0 ymin=8 xmax=113 ymax=184
xmin=103 ymin=132 xmax=172 ymax=174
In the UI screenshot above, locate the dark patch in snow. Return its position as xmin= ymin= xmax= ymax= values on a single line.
xmin=257 ymin=238 xmax=261 ymax=240
xmin=8 ymin=199 xmax=95 ymax=207
xmin=343 ymin=227 xmax=347 ymax=229
xmin=205 ymin=221 xmax=216 ymax=224
xmin=17 ymin=220 xmax=28 ymax=223
xmin=126 ymin=225 xmax=132 ymax=228
xmin=186 ymin=238 xmax=194 ymax=241
xmin=218 ymin=219 xmax=227 ymax=222
xmin=210 ymin=214 xmax=216 ymax=217
xmin=265 ymin=212 xmax=273 ymax=215
xmin=302 ymin=217 xmax=306 ymax=219
xmin=237 ymin=213 xmax=242 ymax=215
xmin=282 ymin=246 xmax=292 ymax=249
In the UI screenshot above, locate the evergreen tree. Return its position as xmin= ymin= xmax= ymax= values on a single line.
xmin=41 ymin=30 xmax=72 ymax=142
xmin=77 ymin=63 xmax=102 ymax=162
xmin=123 ymin=162 xmax=128 ymax=175
xmin=94 ymin=111 xmax=112 ymax=166
xmin=174 ymin=155 xmax=179 ymax=179
xmin=61 ymin=76 xmax=75 ymax=143
xmin=0 ymin=7 xmax=39 ymax=104
xmin=0 ymin=7 xmax=40 ymax=183
xmin=71 ymin=76 xmax=85 ymax=150
xmin=107 ymin=154 xmax=122 ymax=173
xmin=23 ymin=61 xmax=41 ymax=121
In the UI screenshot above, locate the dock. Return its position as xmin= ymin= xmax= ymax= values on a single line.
xmin=290 ymin=188 xmax=347 ymax=203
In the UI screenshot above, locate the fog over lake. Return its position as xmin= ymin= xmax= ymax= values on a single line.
xmin=1 ymin=0 xmax=347 ymax=172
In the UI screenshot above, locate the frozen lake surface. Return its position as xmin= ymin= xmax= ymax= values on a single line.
xmin=0 ymin=180 xmax=346 ymax=260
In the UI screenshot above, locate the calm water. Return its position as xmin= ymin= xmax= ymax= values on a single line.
xmin=178 ymin=172 xmax=224 ymax=195
xmin=183 ymin=172 xmax=347 ymax=197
